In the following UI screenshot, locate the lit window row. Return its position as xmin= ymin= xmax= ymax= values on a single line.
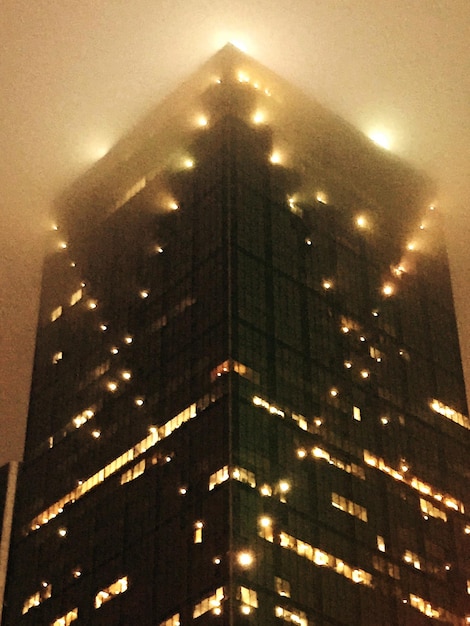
xmin=420 ymin=498 xmax=447 ymax=522
xmin=120 ymin=459 xmax=145 ymax=485
xmin=279 ymin=531 xmax=372 ymax=586
xmin=331 ymin=492 xmax=368 ymax=522
xmin=51 ymin=608 xmax=78 ymax=625
xmin=72 ymin=407 xmax=95 ymax=429
xmin=151 ymin=296 xmax=196 ymax=332
xmin=22 ymin=583 xmax=52 ymax=615
xmin=298 ymin=445 xmax=365 ymax=480
xmin=211 ymin=359 xmax=259 ymax=384
xmin=275 ymin=605 xmax=307 ymax=626
xmin=115 ymin=176 xmax=146 ymax=212
xmin=28 ymin=403 xmax=197 ymax=532
xmin=94 ymin=576 xmax=128 ymax=609
xmin=430 ymin=399 xmax=470 ymax=431
xmin=364 ymin=450 xmax=464 ymax=514
xmin=408 ymin=593 xmax=457 ymax=621
xmin=209 ymin=465 xmax=256 ymax=490
xmin=193 ymin=587 xmax=224 ymax=618
xmin=159 ymin=613 xmax=180 ymax=626
xmin=253 ymin=395 xmax=284 ymax=417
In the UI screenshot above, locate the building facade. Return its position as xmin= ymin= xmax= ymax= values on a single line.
xmin=4 ymin=45 xmax=470 ymax=625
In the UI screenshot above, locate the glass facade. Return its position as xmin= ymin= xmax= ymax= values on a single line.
xmin=4 ymin=45 xmax=470 ymax=625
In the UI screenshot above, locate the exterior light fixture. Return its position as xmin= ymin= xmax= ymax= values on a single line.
xmin=237 ymin=551 xmax=254 ymax=567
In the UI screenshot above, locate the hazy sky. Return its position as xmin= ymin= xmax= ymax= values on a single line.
xmin=1 ymin=0 xmax=469 ymax=464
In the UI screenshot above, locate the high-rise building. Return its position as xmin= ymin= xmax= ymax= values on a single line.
xmin=4 ymin=44 xmax=470 ymax=626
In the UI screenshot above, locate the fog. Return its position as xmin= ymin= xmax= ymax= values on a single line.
xmin=1 ymin=0 xmax=469 ymax=464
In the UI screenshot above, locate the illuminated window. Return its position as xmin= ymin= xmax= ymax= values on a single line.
xmin=159 ymin=614 xmax=180 ymax=626
xmin=278 ymin=531 xmax=372 ymax=586
xmin=210 ymin=359 xmax=259 ymax=383
xmin=332 ymin=492 xmax=367 ymax=522
xmin=274 ymin=605 xmax=307 ymax=626
xmin=209 ymin=466 xmax=229 ymax=490
xmin=309 ymin=446 xmax=365 ymax=479
xmin=194 ymin=521 xmax=204 ymax=544
xmin=120 ymin=459 xmax=145 ymax=485
xmin=353 ymin=406 xmax=361 ymax=422
xmin=369 ymin=346 xmax=384 ymax=363
xmin=420 ymin=498 xmax=447 ymax=522
xmin=274 ymin=577 xmax=291 ymax=598
xmin=94 ymin=577 xmax=128 ymax=609
xmin=51 ymin=306 xmax=62 ymax=322
xmin=22 ymin=584 xmax=52 ymax=615
xmin=232 ymin=466 xmax=256 ymax=488
xmin=253 ymin=395 xmax=284 ymax=417
xmin=258 ymin=516 xmax=273 ymax=542
xmin=115 ymin=177 xmax=146 ymax=211
xmin=377 ymin=536 xmax=386 ymax=552
xmin=239 ymin=586 xmax=258 ymax=610
xmin=72 ymin=408 xmax=94 ymax=429
xmin=51 ymin=608 xmax=78 ymax=625
xmin=70 ymin=288 xmax=82 ymax=306
xmin=364 ymin=450 xmax=464 ymax=514
xmin=403 ymin=550 xmax=421 ymax=570
xmin=409 ymin=593 xmax=440 ymax=619
xmin=52 ymin=351 xmax=63 ymax=364
xmin=193 ymin=587 xmax=224 ymax=618
xmin=430 ymin=398 xmax=470 ymax=430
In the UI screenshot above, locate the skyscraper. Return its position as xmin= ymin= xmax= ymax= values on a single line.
xmin=4 ymin=44 xmax=470 ymax=625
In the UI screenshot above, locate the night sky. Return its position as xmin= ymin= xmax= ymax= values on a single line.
xmin=1 ymin=0 xmax=469 ymax=464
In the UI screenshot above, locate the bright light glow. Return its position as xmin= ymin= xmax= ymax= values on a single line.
xmin=356 ymin=215 xmax=367 ymax=228
xmin=241 ymin=606 xmax=251 ymax=615
xmin=139 ymin=289 xmax=149 ymax=298
xmin=237 ymin=551 xmax=254 ymax=567
xmin=59 ymin=241 xmax=67 ymax=250
xmin=197 ymin=115 xmax=208 ymax=127
xmin=134 ymin=397 xmax=144 ymax=407
xmin=253 ymin=111 xmax=264 ymax=124
xmin=322 ymin=279 xmax=332 ymax=290
xmin=121 ymin=371 xmax=132 ymax=380
xmin=330 ymin=388 xmax=338 ymax=397
xmin=407 ymin=242 xmax=416 ymax=251
xmin=382 ymin=283 xmax=394 ymax=297
xmin=270 ymin=152 xmax=281 ymax=164
xmin=259 ymin=516 xmax=272 ymax=528
xmin=344 ymin=361 xmax=352 ymax=369
xmin=107 ymin=382 xmax=118 ymax=392
xmin=58 ymin=528 xmax=67 ymax=537
xmin=124 ymin=336 xmax=133 ymax=344
xmin=230 ymin=39 xmax=248 ymax=52
xmin=91 ymin=430 xmax=101 ymax=439
xmin=169 ymin=201 xmax=179 ymax=211
xmin=368 ymin=130 xmax=391 ymax=150
xmin=316 ymin=191 xmax=328 ymax=204
xmin=52 ymin=223 xmax=58 ymax=231
xmin=279 ymin=481 xmax=290 ymax=493
xmin=184 ymin=158 xmax=194 ymax=169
